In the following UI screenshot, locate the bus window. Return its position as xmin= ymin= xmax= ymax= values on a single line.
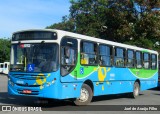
xmin=61 ymin=47 xmax=76 ymax=65
xmin=80 ymin=41 xmax=98 ymax=65
xmin=151 ymin=54 xmax=157 ymax=69
xmin=0 ymin=64 xmax=3 ymax=68
xmin=61 ymin=37 xmax=78 ymax=76
xmin=136 ymin=51 xmax=142 ymax=68
xmin=143 ymin=53 xmax=150 ymax=69
xmin=126 ymin=50 xmax=134 ymax=68
xmin=114 ymin=47 xmax=125 ymax=67
xmin=5 ymin=63 xmax=7 ymax=68
xmin=99 ymin=44 xmax=112 ymax=66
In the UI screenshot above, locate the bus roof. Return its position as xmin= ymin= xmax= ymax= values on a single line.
xmin=12 ymin=29 xmax=158 ymax=54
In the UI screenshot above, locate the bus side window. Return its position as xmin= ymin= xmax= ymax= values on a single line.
xmin=126 ymin=50 xmax=134 ymax=68
xmin=114 ymin=47 xmax=125 ymax=67
xmin=135 ymin=51 xmax=142 ymax=68
xmin=60 ymin=37 xmax=78 ymax=76
xmin=80 ymin=41 xmax=98 ymax=65
xmin=143 ymin=53 xmax=150 ymax=69
xmin=81 ymin=53 xmax=89 ymax=64
xmin=151 ymin=54 xmax=157 ymax=69
xmin=99 ymin=44 xmax=112 ymax=66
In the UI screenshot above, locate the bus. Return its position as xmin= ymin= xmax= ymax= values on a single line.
xmin=0 ymin=63 xmax=4 ymax=73
xmin=3 ymin=62 xmax=10 ymax=75
xmin=8 ymin=29 xmax=159 ymax=105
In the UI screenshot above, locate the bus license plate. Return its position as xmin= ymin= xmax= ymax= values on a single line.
xmin=23 ymin=90 xmax=32 ymax=94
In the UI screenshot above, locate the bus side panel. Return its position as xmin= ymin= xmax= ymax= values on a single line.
xmin=140 ymin=79 xmax=158 ymax=91
xmin=93 ymin=81 xmax=134 ymax=96
xmin=61 ymin=67 xmax=158 ymax=97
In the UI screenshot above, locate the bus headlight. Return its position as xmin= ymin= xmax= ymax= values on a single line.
xmin=8 ymin=78 xmax=14 ymax=86
xmin=46 ymin=80 xmax=55 ymax=87
xmin=46 ymin=82 xmax=51 ymax=87
xmin=52 ymin=80 xmax=55 ymax=84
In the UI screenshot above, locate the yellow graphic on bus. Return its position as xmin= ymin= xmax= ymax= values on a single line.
xmin=36 ymin=73 xmax=46 ymax=85
xmin=98 ymin=67 xmax=111 ymax=90
xmin=98 ymin=67 xmax=110 ymax=81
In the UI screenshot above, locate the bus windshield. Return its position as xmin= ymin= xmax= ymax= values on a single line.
xmin=10 ymin=43 xmax=59 ymax=73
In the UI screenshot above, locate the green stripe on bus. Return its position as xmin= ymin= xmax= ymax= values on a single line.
xmin=129 ymin=69 xmax=157 ymax=78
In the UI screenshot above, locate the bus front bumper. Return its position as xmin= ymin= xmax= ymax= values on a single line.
xmin=8 ymin=81 xmax=81 ymax=100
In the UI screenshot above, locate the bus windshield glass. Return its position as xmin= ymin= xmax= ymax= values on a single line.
xmin=10 ymin=43 xmax=59 ymax=73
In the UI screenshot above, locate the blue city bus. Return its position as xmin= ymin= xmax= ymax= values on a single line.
xmin=8 ymin=29 xmax=159 ymax=105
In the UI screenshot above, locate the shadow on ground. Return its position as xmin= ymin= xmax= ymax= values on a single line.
xmin=92 ymin=93 xmax=143 ymax=102
xmin=150 ymin=87 xmax=160 ymax=91
xmin=0 ymin=92 xmax=74 ymax=107
xmin=0 ymin=91 xmax=143 ymax=109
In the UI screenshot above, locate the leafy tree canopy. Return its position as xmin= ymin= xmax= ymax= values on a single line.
xmin=0 ymin=38 xmax=11 ymax=62
xmin=47 ymin=0 xmax=160 ymax=52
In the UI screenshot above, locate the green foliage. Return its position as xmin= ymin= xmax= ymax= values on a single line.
xmin=0 ymin=38 xmax=11 ymax=62
xmin=46 ymin=15 xmax=75 ymax=32
xmin=47 ymin=0 xmax=160 ymax=52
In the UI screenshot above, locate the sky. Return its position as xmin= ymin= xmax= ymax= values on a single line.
xmin=0 ymin=0 xmax=71 ymax=38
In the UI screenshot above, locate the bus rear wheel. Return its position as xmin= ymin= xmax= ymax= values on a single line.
xmin=74 ymin=84 xmax=93 ymax=106
xmin=132 ymin=82 xmax=140 ymax=98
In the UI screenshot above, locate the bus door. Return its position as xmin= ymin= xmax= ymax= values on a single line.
xmin=60 ymin=37 xmax=78 ymax=82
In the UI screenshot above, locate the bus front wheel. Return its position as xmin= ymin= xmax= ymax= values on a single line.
xmin=74 ymin=84 xmax=93 ymax=106
xmin=132 ymin=82 xmax=140 ymax=98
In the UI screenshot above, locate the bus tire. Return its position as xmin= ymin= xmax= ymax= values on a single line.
xmin=74 ymin=84 xmax=93 ymax=106
xmin=132 ymin=82 xmax=140 ymax=98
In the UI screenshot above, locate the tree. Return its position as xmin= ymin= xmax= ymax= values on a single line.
xmin=47 ymin=0 xmax=160 ymax=52
xmin=0 ymin=38 xmax=11 ymax=62
xmin=46 ymin=15 xmax=75 ymax=32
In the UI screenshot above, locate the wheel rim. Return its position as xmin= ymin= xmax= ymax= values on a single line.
xmin=78 ymin=88 xmax=89 ymax=102
xmin=134 ymin=85 xmax=139 ymax=96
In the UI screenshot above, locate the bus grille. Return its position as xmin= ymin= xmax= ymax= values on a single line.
xmin=12 ymin=74 xmax=47 ymax=80
xmin=15 ymin=83 xmax=40 ymax=87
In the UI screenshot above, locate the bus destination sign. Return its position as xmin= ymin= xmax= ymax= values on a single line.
xmin=12 ymin=31 xmax=57 ymax=41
